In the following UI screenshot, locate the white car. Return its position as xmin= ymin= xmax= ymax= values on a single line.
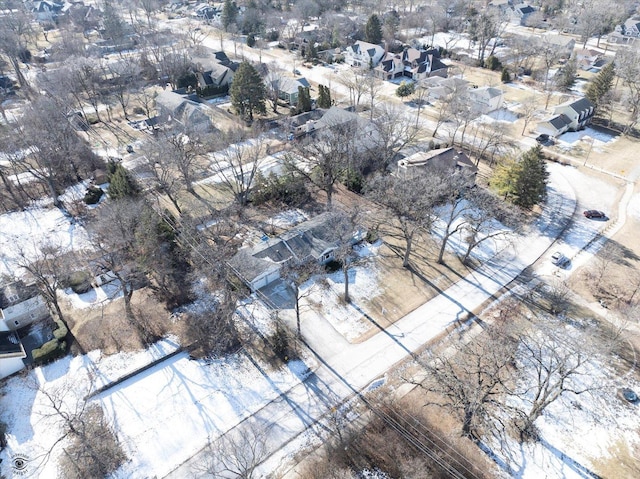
xmin=551 ymin=251 xmax=570 ymax=268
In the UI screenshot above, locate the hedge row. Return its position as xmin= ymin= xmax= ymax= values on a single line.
xmin=33 ymin=320 xmax=69 ymax=365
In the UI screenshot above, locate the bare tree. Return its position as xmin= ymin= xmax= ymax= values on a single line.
xmin=264 ymin=62 xmax=287 ymax=113
xmin=371 ymin=103 xmax=420 ymax=170
xmin=409 ymin=323 xmax=519 ymax=439
xmin=434 ymin=170 xmax=478 ymax=264
xmin=180 ymin=289 xmax=242 ymax=359
xmin=89 ymin=198 xmax=151 ymax=323
xmin=363 ymin=72 xmax=383 ymax=120
xmin=616 ymin=45 xmax=640 ymax=134
xmin=198 ymin=424 xmax=269 ymax=479
xmin=14 ymin=96 xmax=100 ymax=207
xmin=459 ymin=188 xmax=520 ymax=264
xmin=514 ymin=323 xmax=596 ymax=439
xmin=281 ymin=259 xmax=325 ymax=337
xmin=519 ymin=94 xmax=539 ymax=136
xmin=210 ymin=130 xmax=267 ymax=207
xmin=366 ymin=173 xmax=442 ymax=268
xmin=337 ymin=68 xmax=368 ymax=109
xmin=58 ymin=405 xmax=127 ymax=479
xmin=285 ymin=121 xmax=359 ymax=207
xmin=17 ymin=243 xmax=70 ymax=323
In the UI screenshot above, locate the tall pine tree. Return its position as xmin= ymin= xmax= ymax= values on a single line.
xmin=230 ymin=62 xmax=266 ymax=121
xmin=317 ymin=84 xmax=332 ymax=108
xmin=491 ymin=146 xmax=548 ymax=209
xmin=365 ymin=14 xmax=383 ymax=45
xmin=586 ymin=62 xmax=615 ymax=111
xmin=221 ymin=0 xmax=237 ymax=32
xmin=108 ymin=163 xmax=140 ymax=200
xmin=297 ymin=86 xmax=312 ymax=113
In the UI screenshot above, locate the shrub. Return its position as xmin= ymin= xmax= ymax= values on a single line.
xmin=65 ymin=270 xmax=92 ymax=294
xmin=252 ymin=171 xmax=311 ymax=206
xmin=501 ymin=67 xmax=511 ymax=83
xmin=53 ymin=320 xmax=68 ymax=341
xmin=83 ymin=185 xmax=103 ymax=204
xmin=33 ymin=339 xmax=67 ymax=365
xmin=485 ymin=55 xmax=502 ymax=71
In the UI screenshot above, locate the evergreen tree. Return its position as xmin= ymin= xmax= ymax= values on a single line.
xmin=221 ymin=0 xmax=237 ymax=32
xmin=306 ymin=42 xmax=318 ymax=61
xmin=246 ymin=33 xmax=256 ymax=47
xmin=491 ymin=146 xmax=548 ymax=209
xmin=365 ymin=14 xmax=383 ymax=45
xmin=297 ymin=86 xmax=312 ymax=113
xmin=556 ymin=55 xmax=577 ymax=91
xmin=501 ymin=67 xmax=511 ymax=83
xmin=108 ymin=163 xmax=140 ymax=200
xmin=317 ymin=84 xmax=332 ymax=108
xmin=396 ymin=81 xmax=415 ymax=98
xmin=586 ymin=61 xmax=615 ymax=110
xmin=230 ymin=62 xmax=267 ymax=121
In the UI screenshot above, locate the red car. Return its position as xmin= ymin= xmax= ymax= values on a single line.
xmin=583 ymin=210 xmax=606 ymax=219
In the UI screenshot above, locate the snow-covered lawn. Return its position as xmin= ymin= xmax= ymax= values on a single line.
xmin=0 ymin=334 xmax=314 ymax=479
xmin=557 ymin=127 xmax=618 ymax=145
xmin=0 ymin=206 xmax=90 ymax=278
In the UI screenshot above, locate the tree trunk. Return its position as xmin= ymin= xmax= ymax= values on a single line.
xmin=343 ymin=265 xmax=350 ymax=303
xmin=403 ymin=233 xmax=413 ymax=268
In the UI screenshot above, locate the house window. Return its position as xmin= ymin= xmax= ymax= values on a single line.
xmin=14 ymin=320 xmax=19 ymax=326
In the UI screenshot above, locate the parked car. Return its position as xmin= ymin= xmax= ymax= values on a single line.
xmin=536 ymin=133 xmax=554 ymax=146
xmin=618 ymin=387 xmax=638 ymax=403
xmin=583 ymin=210 xmax=607 ymax=219
xmin=551 ymin=251 xmax=570 ymax=268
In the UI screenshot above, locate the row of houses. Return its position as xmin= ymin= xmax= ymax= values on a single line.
xmin=344 ymin=42 xmax=449 ymax=80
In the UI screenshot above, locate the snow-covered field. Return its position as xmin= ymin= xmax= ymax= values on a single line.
xmin=0 ymin=161 xmax=636 ymax=478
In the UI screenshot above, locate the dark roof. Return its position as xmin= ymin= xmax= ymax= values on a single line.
xmin=516 ymin=5 xmax=535 ymax=14
xmin=0 ymin=282 xmax=40 ymax=309
xmin=0 ymin=331 xmax=24 ymax=357
xmin=547 ymin=114 xmax=571 ymax=130
xmin=564 ymin=97 xmax=594 ymax=114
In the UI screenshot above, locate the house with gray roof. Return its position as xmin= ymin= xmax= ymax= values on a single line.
xmin=228 ymin=213 xmax=364 ymax=291
xmin=155 ymin=90 xmax=213 ymax=132
xmin=0 ymin=281 xmax=50 ymax=332
xmin=468 ymin=86 xmax=504 ymax=114
xmin=274 ymin=77 xmax=311 ymax=106
xmin=611 ymin=17 xmax=640 ymax=43
xmin=374 ymin=47 xmax=448 ymax=81
xmin=344 ymin=41 xmax=385 ymax=68
xmin=397 ymin=147 xmax=478 ymax=180
xmin=536 ymin=97 xmax=595 ymax=137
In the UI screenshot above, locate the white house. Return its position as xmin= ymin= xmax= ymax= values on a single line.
xmin=468 ymin=87 xmax=504 ymax=114
xmin=0 ymin=331 xmax=26 ymax=380
xmin=536 ymin=97 xmax=595 ymax=137
xmin=0 ymin=282 xmax=50 ymax=332
xmin=344 ymin=41 xmax=385 ymax=68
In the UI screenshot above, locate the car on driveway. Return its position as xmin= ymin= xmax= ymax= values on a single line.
xmin=536 ymin=134 xmax=554 ymax=146
xmin=551 ymin=251 xmax=570 ymax=268
xmin=583 ymin=210 xmax=607 ymax=219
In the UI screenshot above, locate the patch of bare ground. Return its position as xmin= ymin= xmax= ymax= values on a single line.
xmin=61 ymin=287 xmax=172 ymax=356
xmin=591 ymin=438 xmax=640 ymax=479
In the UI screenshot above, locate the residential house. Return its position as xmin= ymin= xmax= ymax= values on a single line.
xmin=540 ymin=34 xmax=576 ymax=58
xmin=612 ymin=17 xmax=640 ymax=42
xmin=193 ymin=4 xmax=219 ymax=20
xmin=274 ymin=77 xmax=311 ymax=106
xmin=468 ymin=86 xmax=504 ymax=114
xmin=374 ymin=47 xmax=448 ymax=81
xmin=397 ymin=147 xmax=478 ymax=180
xmin=420 ymin=76 xmax=469 ymax=101
xmin=309 ymin=106 xmax=379 ymax=153
xmin=155 ymin=90 xmax=213 ymax=132
xmin=536 ymin=97 xmax=595 ymax=137
xmin=30 ymin=0 xmax=64 ymax=22
xmin=512 ymin=4 xmax=537 ymax=26
xmin=0 ymin=281 xmax=50 ymax=332
xmin=575 ymin=48 xmax=602 ymax=71
xmin=344 ymin=41 xmax=385 ymax=68
xmin=229 ymin=213 xmax=358 ymax=291
xmin=0 ymin=331 xmax=27 ymax=380
xmin=195 ymin=63 xmax=234 ymax=91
